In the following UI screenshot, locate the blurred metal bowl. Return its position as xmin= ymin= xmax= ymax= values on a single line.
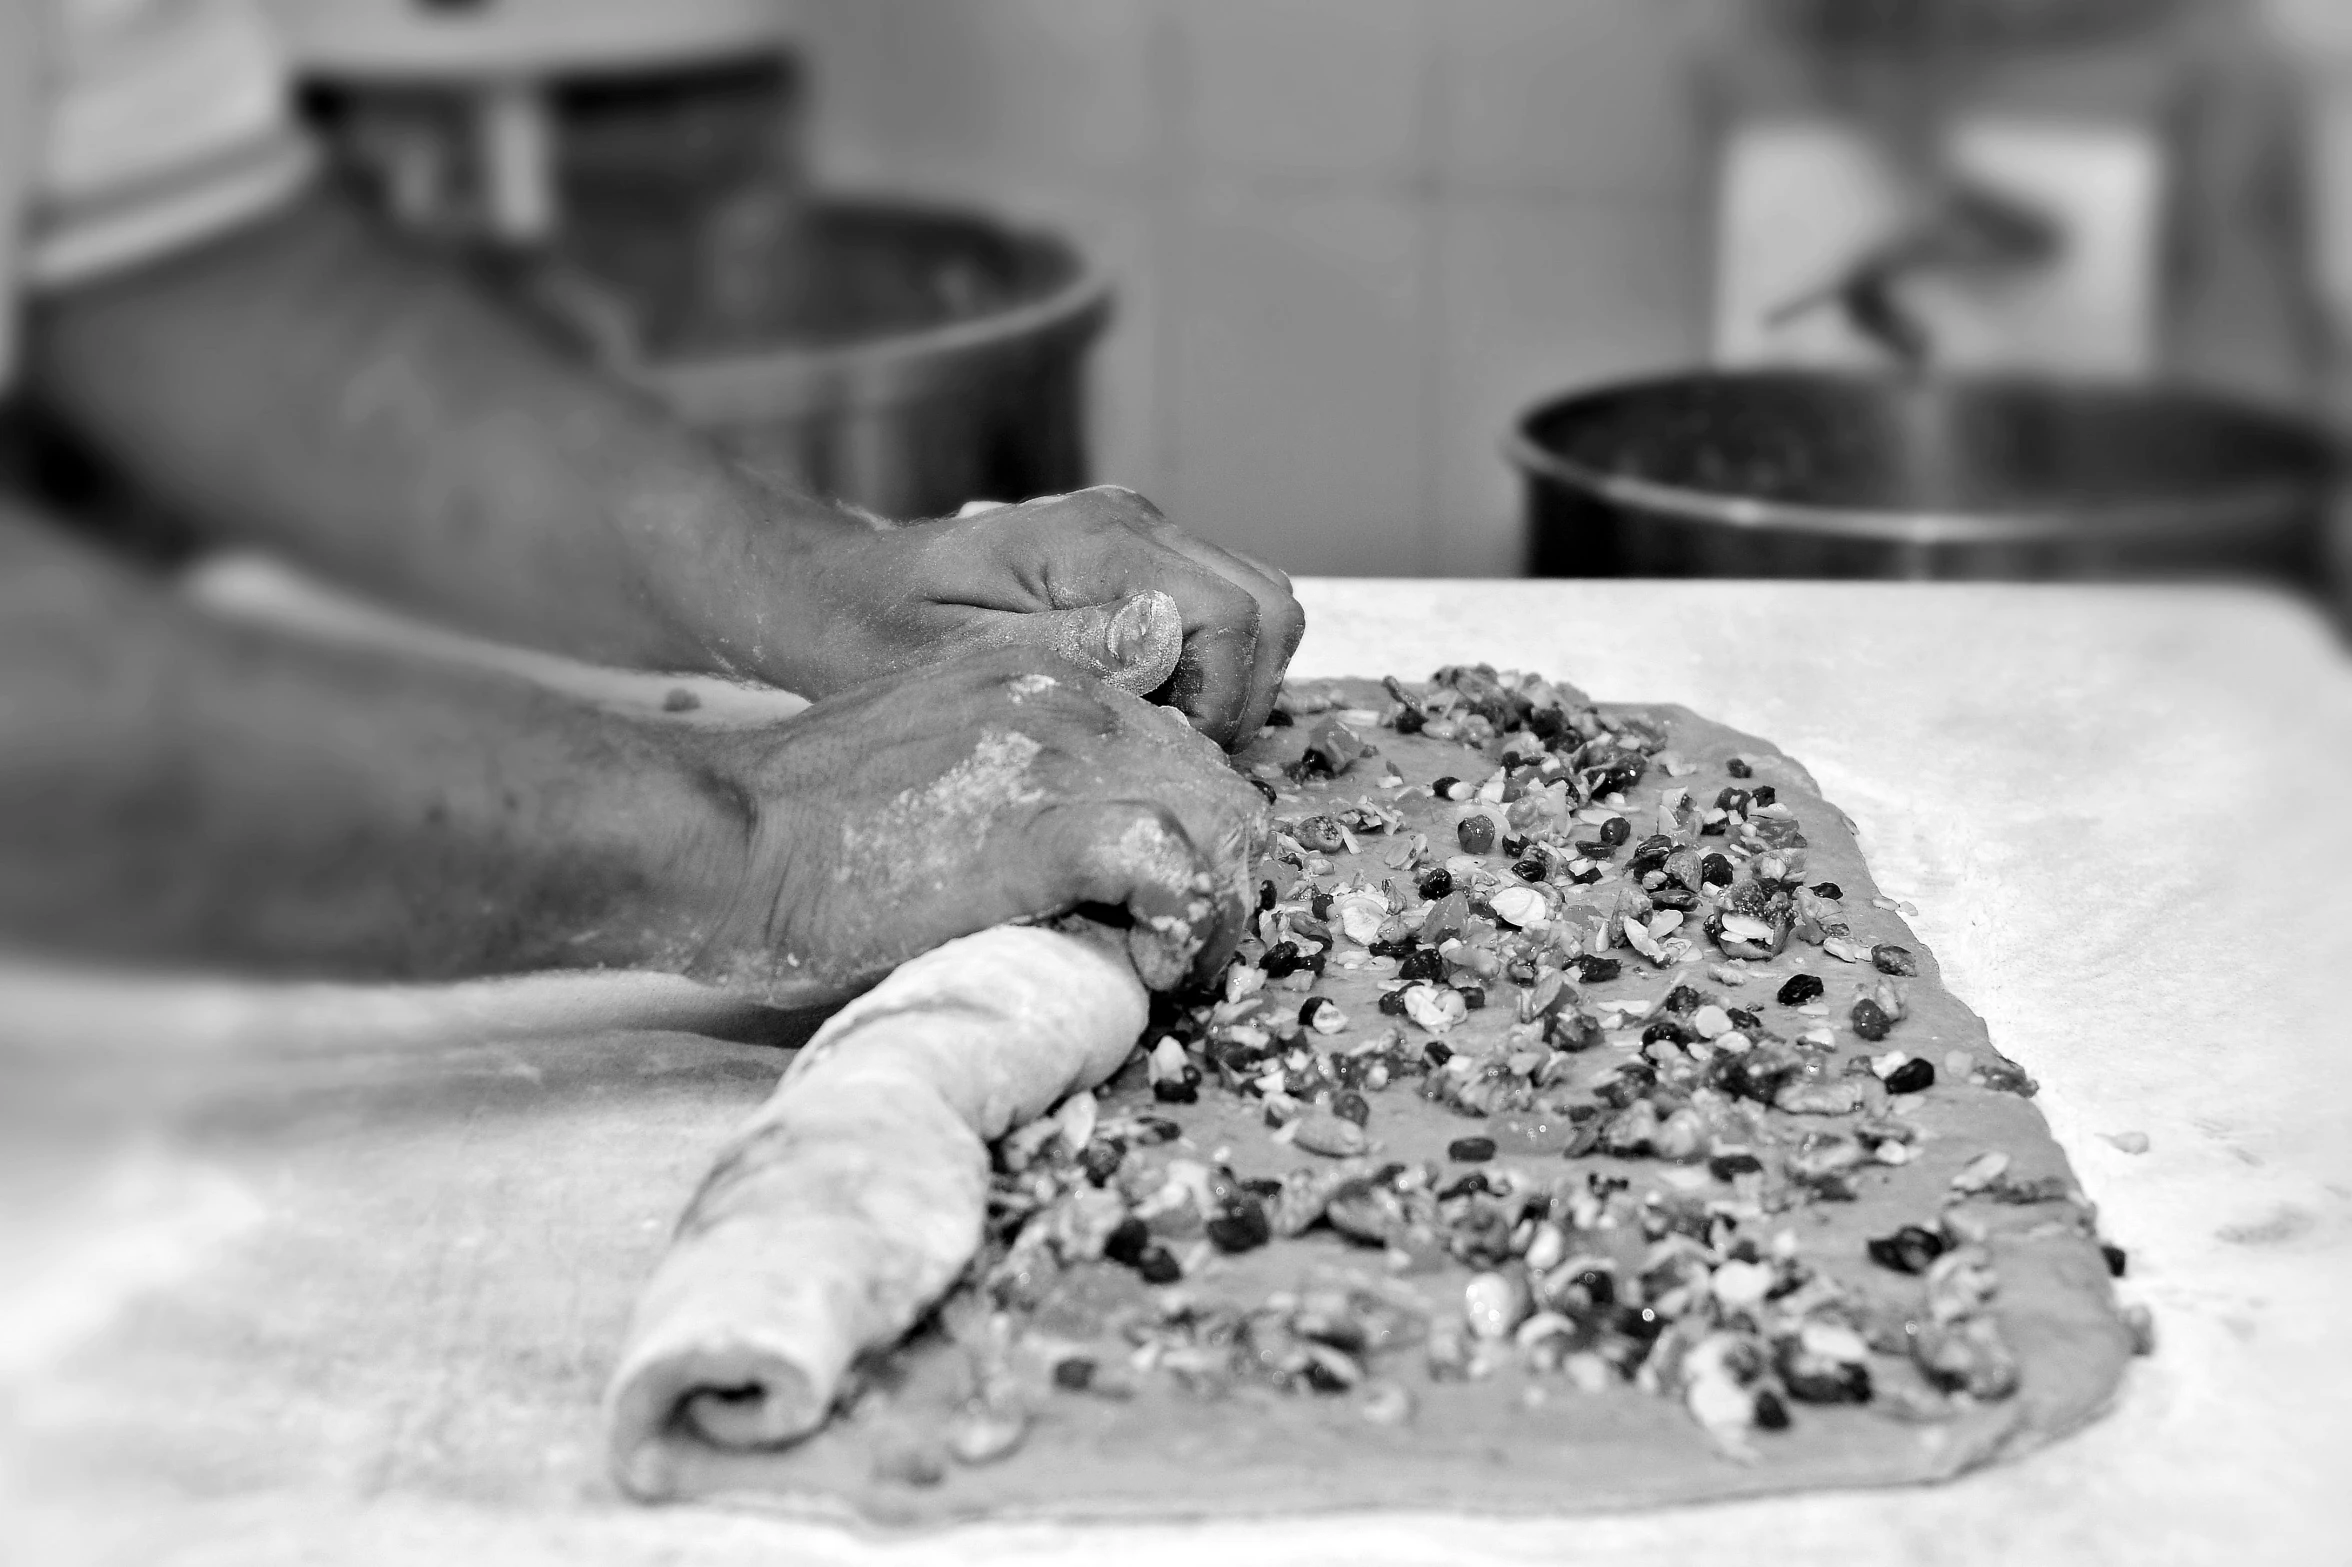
xmin=571 ymin=196 xmax=1110 ymax=522
xmin=1509 ymin=371 xmax=2339 ymax=582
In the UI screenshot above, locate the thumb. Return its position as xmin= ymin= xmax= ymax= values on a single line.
xmin=988 ymin=590 xmax=1184 ymax=698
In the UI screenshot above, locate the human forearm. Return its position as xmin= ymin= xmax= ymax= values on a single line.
xmin=0 ymin=508 xmax=746 ymax=980
xmin=22 ymin=191 xmax=858 ymax=686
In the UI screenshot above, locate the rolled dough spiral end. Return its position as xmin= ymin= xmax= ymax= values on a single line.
xmin=608 ymin=1341 xmax=827 ymax=1500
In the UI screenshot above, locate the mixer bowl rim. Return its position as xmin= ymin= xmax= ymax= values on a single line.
xmin=1507 ymin=369 xmax=2342 ymax=548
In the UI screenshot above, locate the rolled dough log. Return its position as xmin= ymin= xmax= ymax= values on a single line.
xmin=604 ymin=924 xmax=1148 ymax=1501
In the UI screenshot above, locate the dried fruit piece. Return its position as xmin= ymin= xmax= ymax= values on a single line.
xmin=1872 ymin=943 xmax=1920 ymax=976
xmin=1866 ymin=1225 xmax=1947 ymax=1274
xmin=1883 ymin=1058 xmax=1934 ymax=1095
xmin=1776 ymin=973 xmax=1826 ymax=1006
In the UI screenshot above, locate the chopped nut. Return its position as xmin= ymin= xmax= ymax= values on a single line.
xmin=1292 ymin=1108 xmax=1369 ymax=1158
xmin=1774 ymin=1079 xmax=1866 ymax=1116
xmin=945 ymin=1404 xmax=1031 ymax=1466
xmin=1950 ymin=1151 xmax=2012 ymax=1194
xmin=1463 ymin=1269 xmax=1533 ymax=1339
xmin=1356 ymin=1380 xmax=1415 ymax=1426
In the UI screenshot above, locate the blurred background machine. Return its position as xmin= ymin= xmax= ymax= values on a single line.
xmin=1513 ymin=0 xmax=2341 ymax=585
xmin=271 ymin=0 xmax=1109 ymax=522
xmin=248 ymin=0 xmax=2348 ymax=600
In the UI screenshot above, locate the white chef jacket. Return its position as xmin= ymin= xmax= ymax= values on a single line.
xmin=0 ymin=0 xmax=314 ymax=390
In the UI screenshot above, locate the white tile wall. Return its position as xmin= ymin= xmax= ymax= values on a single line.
xmin=789 ymin=0 xmax=1713 ymax=574
xmin=1432 ymin=191 xmax=1707 ymax=573
xmin=1162 ymin=179 xmax=1431 ymax=575
xmin=1175 ymin=0 xmax=1431 ymax=181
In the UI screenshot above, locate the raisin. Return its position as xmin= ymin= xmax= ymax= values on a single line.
xmin=1809 ymin=881 xmax=1844 ymax=900
xmin=1663 ymin=985 xmax=1705 ymax=1015
xmin=1206 ymin=1199 xmax=1272 ymax=1254
xmin=1884 ymin=1058 xmax=1935 ymax=1094
xmin=1448 ymin=1136 xmax=1497 ymax=1163
xmin=1053 ymin=1358 xmax=1097 ymax=1391
xmin=1699 ymin=853 xmax=1735 ymax=888
xmin=2102 ymin=1243 xmax=2128 ymax=1278
xmin=1458 ymin=986 xmax=1487 ymax=1011
xmin=1103 ymin=1217 xmax=1151 ymax=1266
xmin=1781 ymin=1358 xmax=1871 ymax=1405
xmin=1726 ymin=1008 xmax=1762 ymax=1032
xmin=1866 ymin=1225 xmax=1947 ymax=1274
xmin=1399 ymin=949 xmax=1445 ymax=983
xmin=1417 ymin=867 xmax=1454 ymax=900
xmin=1261 ymin=941 xmax=1306 ymax=979
xmin=1424 ymin=1042 xmax=1453 ymax=1066
xmin=1752 ymin=1388 xmax=1790 ymax=1430
xmin=1642 ymin=1020 xmax=1692 ymax=1046
xmin=1513 ymin=857 xmax=1548 ymax=883
xmin=1080 ymin=1140 xmax=1124 ymax=1186
xmin=1431 ymin=776 xmax=1462 ymax=800
xmin=1152 ymin=1079 xmax=1199 ymax=1104
xmin=1332 ymin=1091 xmax=1371 ymax=1126
xmin=1257 ymin=880 xmax=1277 ymax=912
xmin=1716 ymin=787 xmax=1752 ymax=813
xmin=1708 ymin=1151 xmax=1765 ymax=1181
xmin=1392 ymin=707 xmax=1425 ymax=736
xmin=1137 ymin=1246 xmax=1182 ymax=1284
xmin=1752 ymin=785 xmax=1777 ymax=807
xmin=1571 ymin=955 xmax=1623 ymax=984
xmin=1547 ymin=1011 xmax=1604 ymax=1053
xmin=1777 ymin=973 xmax=1826 ymax=1006
xmin=1851 ymin=998 xmax=1894 ymax=1042
xmin=1727 ymin=757 xmax=1753 ymax=779
xmin=1872 ymin=943 xmax=1920 ymax=977
xmin=1599 ymin=815 xmax=1631 ymax=846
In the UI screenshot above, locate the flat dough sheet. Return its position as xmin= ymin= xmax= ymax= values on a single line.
xmin=664 ymin=677 xmax=2135 ymax=1526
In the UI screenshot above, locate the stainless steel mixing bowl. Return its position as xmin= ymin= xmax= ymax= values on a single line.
xmin=1509 ymin=371 xmax=2339 ymax=582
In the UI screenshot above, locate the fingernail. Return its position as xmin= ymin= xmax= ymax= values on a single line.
xmin=1101 ymin=591 xmax=1183 ymax=694
xmin=1107 ymin=595 xmax=1153 ymax=666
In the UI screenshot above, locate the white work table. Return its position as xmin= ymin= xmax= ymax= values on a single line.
xmin=3 ymin=580 xmax=2347 ymax=1565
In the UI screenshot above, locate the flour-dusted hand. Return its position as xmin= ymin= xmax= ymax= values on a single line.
xmin=753 ymin=486 xmax=1305 ymax=749
xmin=676 ymin=649 xmax=1270 ymax=1005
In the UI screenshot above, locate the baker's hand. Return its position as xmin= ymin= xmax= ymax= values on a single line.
xmin=676 ymin=650 xmax=1269 ymax=1005
xmin=773 ymin=486 xmax=1304 ymax=749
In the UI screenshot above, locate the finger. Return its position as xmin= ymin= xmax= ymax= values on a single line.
xmin=940 ymin=490 xmax=1293 ymax=746
xmin=1019 ymin=802 xmax=1244 ymax=991
xmin=1149 ymin=531 xmax=1305 ymax=741
xmin=944 ymin=592 xmax=1186 ymax=698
